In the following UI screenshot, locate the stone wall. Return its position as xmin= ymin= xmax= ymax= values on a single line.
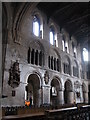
xmin=2 ymin=3 xmax=89 ymax=107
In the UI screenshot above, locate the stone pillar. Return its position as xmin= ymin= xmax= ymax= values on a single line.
xmin=42 ymin=53 xmax=44 ymax=66
xmin=38 ymin=50 xmax=40 ymax=66
xmin=83 ymin=92 xmax=88 ymax=103
xmin=67 ymin=91 xmax=74 ymax=104
xmin=58 ymin=90 xmax=64 ymax=105
xmin=60 ymin=60 xmax=63 ymax=74
xmin=37 ymin=88 xmax=42 ymax=107
xmin=80 ymin=85 xmax=83 ymax=103
xmin=25 ymin=90 xmax=27 ymax=100
xmin=30 ymin=49 xmax=31 ymax=64
xmin=55 ymin=58 xmax=57 ymax=71
xmin=53 ymin=57 xmax=54 ymax=70
xmin=34 ymin=49 xmax=35 ymax=64
xmin=71 ymin=64 xmax=73 ymax=77
xmin=42 ymin=86 xmax=50 ymax=105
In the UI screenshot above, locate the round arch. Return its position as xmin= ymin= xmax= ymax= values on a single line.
xmin=50 ymin=76 xmax=62 ymax=106
xmin=49 ymin=20 xmax=58 ymax=47
xmin=48 ymin=48 xmax=61 ymax=72
xmin=62 ymin=55 xmax=71 ymax=75
xmin=32 ymin=10 xmax=43 ymax=38
xmin=73 ymin=60 xmax=79 ymax=77
xmin=64 ymin=79 xmax=74 ymax=104
xmin=27 ymin=40 xmax=45 ymax=66
xmin=24 ymin=70 xmax=42 ymax=107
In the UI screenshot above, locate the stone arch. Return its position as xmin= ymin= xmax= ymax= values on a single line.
xmin=12 ymin=3 xmax=38 ymax=43
xmin=25 ymin=72 xmax=42 ymax=107
xmin=32 ymin=10 xmax=43 ymax=27
xmin=32 ymin=10 xmax=43 ymax=38
xmin=30 ymin=40 xmax=45 ymax=52
xmin=50 ymin=76 xmax=62 ymax=106
xmin=62 ymin=55 xmax=71 ymax=75
xmin=49 ymin=20 xmax=58 ymax=47
xmin=61 ymin=28 xmax=69 ymax=52
xmin=73 ymin=60 xmax=79 ymax=77
xmin=27 ymin=40 xmax=45 ymax=66
xmin=48 ymin=48 xmax=61 ymax=72
xmin=64 ymin=79 xmax=74 ymax=104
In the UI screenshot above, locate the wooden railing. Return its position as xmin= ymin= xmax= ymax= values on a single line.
xmin=1 ymin=104 xmax=90 ymax=120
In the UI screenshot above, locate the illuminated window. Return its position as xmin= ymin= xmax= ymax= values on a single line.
xmin=83 ymin=48 xmax=88 ymax=61
xmin=49 ymin=26 xmax=55 ymax=45
xmin=62 ymin=40 xmax=65 ymax=51
xmin=50 ymin=31 xmax=54 ymax=45
xmin=33 ymin=16 xmax=40 ymax=37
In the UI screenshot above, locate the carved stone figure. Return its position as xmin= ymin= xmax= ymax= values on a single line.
xmin=44 ymin=71 xmax=49 ymax=84
xmin=8 ymin=60 xmax=20 ymax=88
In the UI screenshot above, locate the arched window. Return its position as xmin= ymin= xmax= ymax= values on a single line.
xmin=62 ymin=35 xmax=65 ymax=50
xmin=33 ymin=15 xmax=40 ymax=37
xmin=83 ymin=48 xmax=88 ymax=62
xmin=49 ymin=26 xmax=55 ymax=45
xmin=72 ymin=42 xmax=77 ymax=58
xmin=73 ymin=60 xmax=78 ymax=77
xmin=27 ymin=47 xmax=30 ymax=63
xmin=62 ymin=35 xmax=67 ymax=52
xmin=63 ymin=56 xmax=71 ymax=75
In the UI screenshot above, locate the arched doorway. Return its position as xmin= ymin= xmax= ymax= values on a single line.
xmin=25 ymin=74 xmax=41 ymax=107
xmin=64 ymin=80 xmax=73 ymax=104
xmin=50 ymin=77 xmax=61 ymax=106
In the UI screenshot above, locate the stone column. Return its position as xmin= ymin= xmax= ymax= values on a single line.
xmin=37 ymin=88 xmax=42 ymax=107
xmin=80 ymin=85 xmax=83 ymax=103
xmin=60 ymin=60 xmax=63 ymax=74
xmin=30 ymin=49 xmax=31 ymax=64
xmin=25 ymin=90 xmax=27 ymax=100
xmin=83 ymin=92 xmax=88 ymax=103
xmin=55 ymin=58 xmax=57 ymax=71
xmin=78 ymin=66 xmax=81 ymax=79
xmin=58 ymin=90 xmax=64 ymax=105
xmin=53 ymin=57 xmax=54 ymax=70
xmin=42 ymin=86 xmax=50 ymax=105
xmin=38 ymin=50 xmax=40 ymax=66
xmin=71 ymin=64 xmax=73 ymax=77
xmin=34 ymin=49 xmax=36 ymax=65
xmin=67 ymin=91 xmax=74 ymax=104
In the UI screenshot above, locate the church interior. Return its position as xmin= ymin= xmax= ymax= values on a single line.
xmin=1 ymin=2 xmax=90 ymax=120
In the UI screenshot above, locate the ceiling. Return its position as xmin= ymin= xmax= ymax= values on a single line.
xmin=37 ymin=2 xmax=90 ymax=46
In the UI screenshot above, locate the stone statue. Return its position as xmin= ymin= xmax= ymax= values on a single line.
xmin=44 ymin=71 xmax=49 ymax=84
xmin=8 ymin=60 xmax=20 ymax=88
